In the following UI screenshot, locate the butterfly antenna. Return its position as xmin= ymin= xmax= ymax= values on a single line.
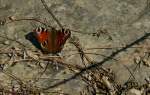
xmin=41 ymin=0 xmax=64 ymax=29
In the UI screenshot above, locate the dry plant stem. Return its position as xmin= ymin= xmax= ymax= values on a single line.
xmin=102 ymin=76 xmax=116 ymax=95
xmin=41 ymin=0 xmax=63 ymax=28
xmin=70 ymin=29 xmax=94 ymax=34
xmin=11 ymin=57 xmax=83 ymax=71
xmin=40 ymin=0 xmax=97 ymax=36
xmin=40 ymin=57 xmax=83 ymax=70
xmin=69 ymin=36 xmax=116 ymax=84
xmin=0 ymin=70 xmax=24 ymax=85
xmin=34 ymin=62 xmax=50 ymax=82
xmin=70 ymin=39 xmax=110 ymax=93
xmin=39 ymin=0 xmax=114 ymax=93
xmin=64 ymin=46 xmax=150 ymax=51
xmin=64 ymin=52 xmax=118 ymax=61
xmin=70 ymin=38 xmax=108 ymax=79
xmin=0 ymin=70 xmax=44 ymax=93
xmin=70 ymin=39 xmax=93 ymax=65
xmin=0 ymin=47 xmax=83 ymax=71
xmin=6 ymin=18 xmax=53 ymax=28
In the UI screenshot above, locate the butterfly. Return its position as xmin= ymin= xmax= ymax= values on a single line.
xmin=26 ymin=27 xmax=71 ymax=54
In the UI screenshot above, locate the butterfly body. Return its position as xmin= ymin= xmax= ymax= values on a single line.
xmin=31 ymin=27 xmax=71 ymax=54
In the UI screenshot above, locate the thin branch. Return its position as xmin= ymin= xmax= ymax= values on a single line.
xmin=41 ymin=0 xmax=63 ymax=29
xmin=43 ymin=33 xmax=150 ymax=90
xmin=6 ymin=17 xmax=53 ymax=28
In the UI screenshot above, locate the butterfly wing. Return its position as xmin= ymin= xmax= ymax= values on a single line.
xmin=54 ymin=29 xmax=71 ymax=52
xmin=33 ymin=27 xmax=71 ymax=54
xmin=33 ymin=27 xmax=52 ymax=53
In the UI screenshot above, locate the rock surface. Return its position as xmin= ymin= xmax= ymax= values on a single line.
xmin=0 ymin=0 xmax=150 ymax=94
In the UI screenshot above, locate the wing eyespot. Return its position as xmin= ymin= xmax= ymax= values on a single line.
xmin=40 ymin=40 xmax=48 ymax=50
xmin=64 ymin=29 xmax=71 ymax=36
xmin=42 ymin=40 xmax=48 ymax=46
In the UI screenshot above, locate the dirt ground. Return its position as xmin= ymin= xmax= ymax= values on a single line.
xmin=0 ymin=0 xmax=150 ymax=95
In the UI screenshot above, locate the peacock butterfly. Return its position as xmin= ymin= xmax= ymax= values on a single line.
xmin=25 ymin=27 xmax=71 ymax=54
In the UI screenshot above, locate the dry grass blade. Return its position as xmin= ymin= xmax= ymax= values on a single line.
xmin=6 ymin=17 xmax=53 ymax=28
xmin=41 ymin=0 xmax=63 ymax=29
